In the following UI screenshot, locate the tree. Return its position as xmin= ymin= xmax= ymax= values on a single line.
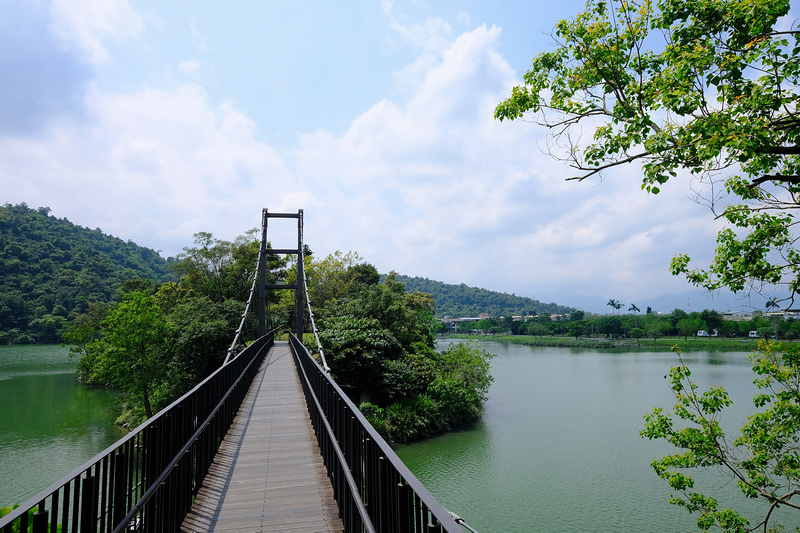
xmin=88 ymin=292 xmax=173 ymax=419
xmin=63 ymin=301 xmax=110 ymax=360
xmin=678 ymin=317 xmax=701 ymax=340
xmin=629 ymin=327 xmax=646 ymax=345
xmin=313 ymin=261 xmax=493 ymax=443
xmin=566 ymin=319 xmax=587 ymax=338
xmin=475 ymin=319 xmax=494 ymax=334
xmin=318 ymin=316 xmax=404 ymax=399
xmin=495 ymin=0 xmax=800 ymax=304
xmin=766 ymin=298 xmax=781 ymax=337
xmin=671 ymin=308 xmax=690 ymax=328
xmin=0 ymin=203 xmax=176 ymax=344
xmin=629 ymin=303 xmax=641 ymax=326
xmin=526 ymin=322 xmax=551 ymax=337
xmin=700 ymin=309 xmax=724 ymax=335
xmin=174 ymin=231 xmax=284 ymax=304
xmin=457 ymin=321 xmax=473 ymax=334
xmin=599 ymin=315 xmax=623 ymax=337
xmin=607 ymin=299 xmax=623 ymax=314
xmin=166 ymin=295 xmax=245 ymax=397
xmin=642 ymin=343 xmax=800 ymax=532
xmin=646 ymin=319 xmax=668 ymax=345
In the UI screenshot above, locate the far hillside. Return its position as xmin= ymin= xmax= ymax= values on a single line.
xmin=0 ymin=203 xmax=176 ymax=344
xmin=393 ymin=274 xmax=574 ymax=318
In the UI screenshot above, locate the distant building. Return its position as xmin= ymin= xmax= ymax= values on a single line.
xmin=439 ymin=317 xmax=481 ymax=332
xmin=722 ymin=311 xmax=753 ymax=321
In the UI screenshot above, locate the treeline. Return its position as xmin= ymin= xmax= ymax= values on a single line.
xmin=463 ymin=308 xmax=797 ymax=341
xmin=0 ymin=203 xmax=176 ymax=344
xmin=393 ymin=274 xmax=574 ymax=318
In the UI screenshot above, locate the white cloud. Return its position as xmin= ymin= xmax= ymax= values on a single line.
xmin=179 ymin=59 xmax=201 ymax=75
xmin=189 ymin=19 xmax=209 ymax=52
xmin=384 ymin=1 xmax=455 ymax=93
xmin=294 ymin=23 xmax=719 ymax=300
xmin=1 ymin=83 xmax=294 ymax=255
xmin=48 ymin=0 xmax=143 ymax=65
xmin=3 ymin=3 xmax=726 ymax=305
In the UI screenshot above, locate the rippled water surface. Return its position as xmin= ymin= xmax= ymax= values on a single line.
xmin=395 ymin=339 xmax=792 ymax=532
xmin=0 ymin=345 xmax=125 ymax=506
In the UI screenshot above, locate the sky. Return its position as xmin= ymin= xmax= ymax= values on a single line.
xmin=2 ymin=0 xmax=790 ymax=313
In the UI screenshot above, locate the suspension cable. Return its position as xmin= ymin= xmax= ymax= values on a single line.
xmin=448 ymin=510 xmax=480 ymax=533
xmin=224 ymin=244 xmax=262 ymax=366
xmin=302 ymin=265 xmax=330 ymax=373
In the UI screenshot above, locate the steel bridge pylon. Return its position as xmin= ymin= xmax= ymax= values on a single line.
xmin=258 ymin=208 xmax=304 ymax=341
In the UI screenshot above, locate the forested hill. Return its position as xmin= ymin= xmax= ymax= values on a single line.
xmin=393 ymin=275 xmax=574 ymax=318
xmin=0 ymin=203 xmax=176 ymax=344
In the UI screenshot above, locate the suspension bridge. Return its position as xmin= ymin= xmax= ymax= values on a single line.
xmin=0 ymin=210 xmax=473 ymax=533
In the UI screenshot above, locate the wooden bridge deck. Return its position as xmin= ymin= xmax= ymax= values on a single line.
xmin=182 ymin=341 xmax=343 ymax=532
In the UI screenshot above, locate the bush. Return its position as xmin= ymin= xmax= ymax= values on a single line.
xmin=356 ymin=341 xmax=493 ymax=443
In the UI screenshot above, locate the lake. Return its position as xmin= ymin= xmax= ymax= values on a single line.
xmin=0 ymin=345 xmax=125 ymax=507
xmin=2 ymin=341 xmax=796 ymax=531
xmin=395 ymin=339 xmax=796 ymax=532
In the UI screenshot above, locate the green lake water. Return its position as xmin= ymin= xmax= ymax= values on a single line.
xmin=2 ymin=341 xmax=798 ymax=531
xmin=395 ymin=339 xmax=798 ymax=532
xmin=0 ymin=345 xmax=125 ymax=506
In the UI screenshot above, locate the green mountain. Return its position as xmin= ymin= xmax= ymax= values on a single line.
xmin=0 ymin=203 xmax=176 ymax=344
xmin=393 ymin=274 xmax=574 ymax=318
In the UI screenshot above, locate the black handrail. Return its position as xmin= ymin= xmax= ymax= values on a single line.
xmin=288 ymin=333 xmax=463 ymax=533
xmin=0 ymin=333 xmax=273 ymax=533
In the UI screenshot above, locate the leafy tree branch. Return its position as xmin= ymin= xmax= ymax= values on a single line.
xmin=642 ymin=343 xmax=800 ymax=531
xmin=496 ymin=0 xmax=800 ymax=302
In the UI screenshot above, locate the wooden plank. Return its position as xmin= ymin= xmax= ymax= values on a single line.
xmin=182 ymin=342 xmax=343 ymax=532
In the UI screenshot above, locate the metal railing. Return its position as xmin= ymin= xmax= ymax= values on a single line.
xmin=288 ymin=333 xmax=463 ymax=533
xmin=0 ymin=333 xmax=273 ymax=533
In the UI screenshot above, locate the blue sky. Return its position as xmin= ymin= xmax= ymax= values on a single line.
xmin=2 ymin=0 xmax=787 ymax=312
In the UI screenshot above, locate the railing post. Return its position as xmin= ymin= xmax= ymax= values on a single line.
xmin=426 ymin=516 xmax=442 ymax=533
xmin=113 ymin=453 xmax=128 ymax=526
xmin=80 ymin=475 xmax=97 ymax=533
xmin=396 ymin=483 xmax=411 ymax=533
xmin=31 ymin=504 xmax=47 ymax=533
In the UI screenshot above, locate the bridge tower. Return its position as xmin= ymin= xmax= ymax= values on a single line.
xmin=259 ymin=209 xmax=304 ymax=341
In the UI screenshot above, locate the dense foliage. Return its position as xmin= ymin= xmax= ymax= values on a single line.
xmin=67 ymin=231 xmax=278 ymax=427
xmin=0 ymin=203 xmax=175 ymax=344
xmin=393 ymin=274 xmax=574 ymax=318
xmin=303 ymin=254 xmax=494 ymax=443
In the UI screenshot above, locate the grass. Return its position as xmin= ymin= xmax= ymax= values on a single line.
xmin=444 ymin=333 xmax=764 ymax=351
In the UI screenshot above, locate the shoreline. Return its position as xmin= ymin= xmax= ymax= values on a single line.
xmin=442 ymin=333 xmax=765 ymax=351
